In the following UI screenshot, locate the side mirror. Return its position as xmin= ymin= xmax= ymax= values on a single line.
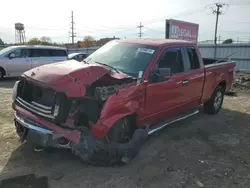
xmin=9 ymin=53 xmax=16 ymax=59
xmin=159 ymin=67 xmax=171 ymax=79
xmin=150 ymin=68 xmax=171 ymax=83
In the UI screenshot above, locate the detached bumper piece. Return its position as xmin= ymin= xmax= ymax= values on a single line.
xmin=72 ymin=129 xmax=148 ymax=166
xmin=14 ymin=112 xmax=148 ymax=166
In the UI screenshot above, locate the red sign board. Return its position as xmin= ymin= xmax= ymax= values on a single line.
xmin=165 ymin=19 xmax=199 ymax=43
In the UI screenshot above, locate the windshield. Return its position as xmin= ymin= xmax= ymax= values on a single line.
xmin=0 ymin=46 xmax=16 ymax=56
xmin=85 ymin=40 xmax=157 ymax=77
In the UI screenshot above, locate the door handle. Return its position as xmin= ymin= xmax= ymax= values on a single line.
xmin=182 ymin=80 xmax=189 ymax=86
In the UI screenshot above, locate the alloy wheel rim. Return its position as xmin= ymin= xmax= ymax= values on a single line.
xmin=214 ymin=91 xmax=222 ymax=109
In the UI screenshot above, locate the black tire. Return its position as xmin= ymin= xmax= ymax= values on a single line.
xmin=0 ymin=68 xmax=5 ymax=79
xmin=204 ymin=85 xmax=225 ymax=115
xmin=107 ymin=117 xmax=133 ymax=143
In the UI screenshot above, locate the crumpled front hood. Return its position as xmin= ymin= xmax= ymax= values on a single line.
xmin=23 ymin=60 xmax=131 ymax=97
xmin=24 ymin=60 xmax=111 ymax=84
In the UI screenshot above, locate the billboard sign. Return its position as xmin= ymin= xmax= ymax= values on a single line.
xmin=165 ymin=19 xmax=199 ymax=43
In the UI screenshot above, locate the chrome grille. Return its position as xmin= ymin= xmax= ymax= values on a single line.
xmin=16 ymin=97 xmax=54 ymax=119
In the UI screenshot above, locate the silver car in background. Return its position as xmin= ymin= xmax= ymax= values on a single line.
xmin=67 ymin=52 xmax=89 ymax=62
xmin=0 ymin=45 xmax=68 ymax=79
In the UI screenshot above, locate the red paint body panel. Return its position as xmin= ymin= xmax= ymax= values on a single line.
xmin=201 ymin=63 xmax=235 ymax=103
xmin=13 ymin=39 xmax=236 ymax=142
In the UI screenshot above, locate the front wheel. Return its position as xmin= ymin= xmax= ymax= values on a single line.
xmin=204 ymin=85 xmax=225 ymax=115
xmin=107 ymin=117 xmax=133 ymax=143
xmin=0 ymin=68 xmax=5 ymax=79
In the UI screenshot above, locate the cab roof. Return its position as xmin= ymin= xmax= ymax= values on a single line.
xmin=118 ymin=38 xmax=194 ymax=47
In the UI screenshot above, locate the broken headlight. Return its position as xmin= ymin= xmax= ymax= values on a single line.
xmin=12 ymin=81 xmax=20 ymax=101
xmin=53 ymin=93 xmax=71 ymax=123
xmin=94 ymin=85 xmax=120 ymax=101
xmin=53 ymin=104 xmax=60 ymax=117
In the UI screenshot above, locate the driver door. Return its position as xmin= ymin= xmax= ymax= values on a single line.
xmin=6 ymin=48 xmax=32 ymax=76
xmin=143 ymin=47 xmax=189 ymax=125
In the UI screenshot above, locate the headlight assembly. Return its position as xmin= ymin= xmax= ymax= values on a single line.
xmin=53 ymin=104 xmax=60 ymax=117
xmin=12 ymin=81 xmax=20 ymax=101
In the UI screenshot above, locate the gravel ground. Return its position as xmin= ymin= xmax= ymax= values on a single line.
xmin=0 ymin=77 xmax=250 ymax=188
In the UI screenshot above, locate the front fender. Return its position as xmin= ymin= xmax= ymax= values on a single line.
xmin=91 ymin=84 xmax=146 ymax=139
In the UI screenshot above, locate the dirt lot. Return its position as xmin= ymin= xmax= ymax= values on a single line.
xmin=0 ymin=77 xmax=250 ymax=188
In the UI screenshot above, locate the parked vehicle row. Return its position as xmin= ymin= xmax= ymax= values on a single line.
xmin=11 ymin=38 xmax=236 ymax=165
xmin=0 ymin=45 xmax=89 ymax=79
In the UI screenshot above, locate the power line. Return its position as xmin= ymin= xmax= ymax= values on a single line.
xmin=137 ymin=22 xmax=144 ymax=38
xmin=144 ymin=27 xmax=165 ymax=33
xmin=4 ymin=4 xmax=214 ymax=37
xmin=26 ymin=26 xmax=67 ymax=31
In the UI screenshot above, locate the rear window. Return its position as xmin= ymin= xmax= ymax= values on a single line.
xmin=50 ymin=49 xmax=67 ymax=56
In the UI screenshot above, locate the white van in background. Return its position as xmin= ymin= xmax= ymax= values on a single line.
xmin=0 ymin=45 xmax=68 ymax=79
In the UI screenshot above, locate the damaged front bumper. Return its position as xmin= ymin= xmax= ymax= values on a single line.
xmin=14 ymin=112 xmax=72 ymax=148
xmin=14 ymin=110 xmax=148 ymax=165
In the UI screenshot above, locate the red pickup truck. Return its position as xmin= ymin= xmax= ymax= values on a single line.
xmin=12 ymin=39 xmax=236 ymax=165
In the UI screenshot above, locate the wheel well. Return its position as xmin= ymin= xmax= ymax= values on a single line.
xmin=0 ymin=67 xmax=6 ymax=76
xmin=125 ymin=113 xmax=137 ymax=132
xmin=218 ymin=80 xmax=226 ymax=91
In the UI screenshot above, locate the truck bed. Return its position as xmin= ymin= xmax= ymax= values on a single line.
xmin=203 ymin=58 xmax=228 ymax=65
xmin=201 ymin=60 xmax=236 ymax=103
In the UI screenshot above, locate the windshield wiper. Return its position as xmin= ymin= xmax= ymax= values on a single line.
xmin=95 ymin=61 xmax=120 ymax=73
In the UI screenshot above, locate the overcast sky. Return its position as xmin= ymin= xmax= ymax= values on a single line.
xmin=0 ymin=0 xmax=249 ymax=43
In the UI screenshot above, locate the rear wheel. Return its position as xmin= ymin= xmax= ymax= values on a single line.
xmin=204 ymin=85 xmax=225 ymax=115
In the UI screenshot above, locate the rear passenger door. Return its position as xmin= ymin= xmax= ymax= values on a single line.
xmin=181 ymin=46 xmax=205 ymax=109
xmin=31 ymin=49 xmax=52 ymax=68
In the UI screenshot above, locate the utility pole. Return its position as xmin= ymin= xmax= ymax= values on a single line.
xmin=137 ymin=22 xmax=144 ymax=38
xmin=69 ymin=11 xmax=76 ymax=46
xmin=218 ymin=35 xmax=221 ymax=44
xmin=213 ymin=3 xmax=226 ymax=58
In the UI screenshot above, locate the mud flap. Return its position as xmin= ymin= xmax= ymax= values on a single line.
xmin=71 ymin=129 xmax=148 ymax=166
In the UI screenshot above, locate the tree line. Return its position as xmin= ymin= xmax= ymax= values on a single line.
xmin=0 ymin=35 xmax=97 ymax=47
xmin=0 ymin=37 xmax=238 ymax=47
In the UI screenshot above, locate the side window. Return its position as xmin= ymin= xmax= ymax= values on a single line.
xmin=9 ymin=49 xmax=31 ymax=58
xmin=50 ymin=50 xmax=67 ymax=56
xmin=158 ymin=48 xmax=184 ymax=74
xmin=31 ymin=49 xmax=50 ymax=57
xmin=186 ymin=47 xmax=200 ymax=70
xmin=10 ymin=49 xmax=22 ymax=58
xmin=21 ymin=49 xmax=31 ymax=57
